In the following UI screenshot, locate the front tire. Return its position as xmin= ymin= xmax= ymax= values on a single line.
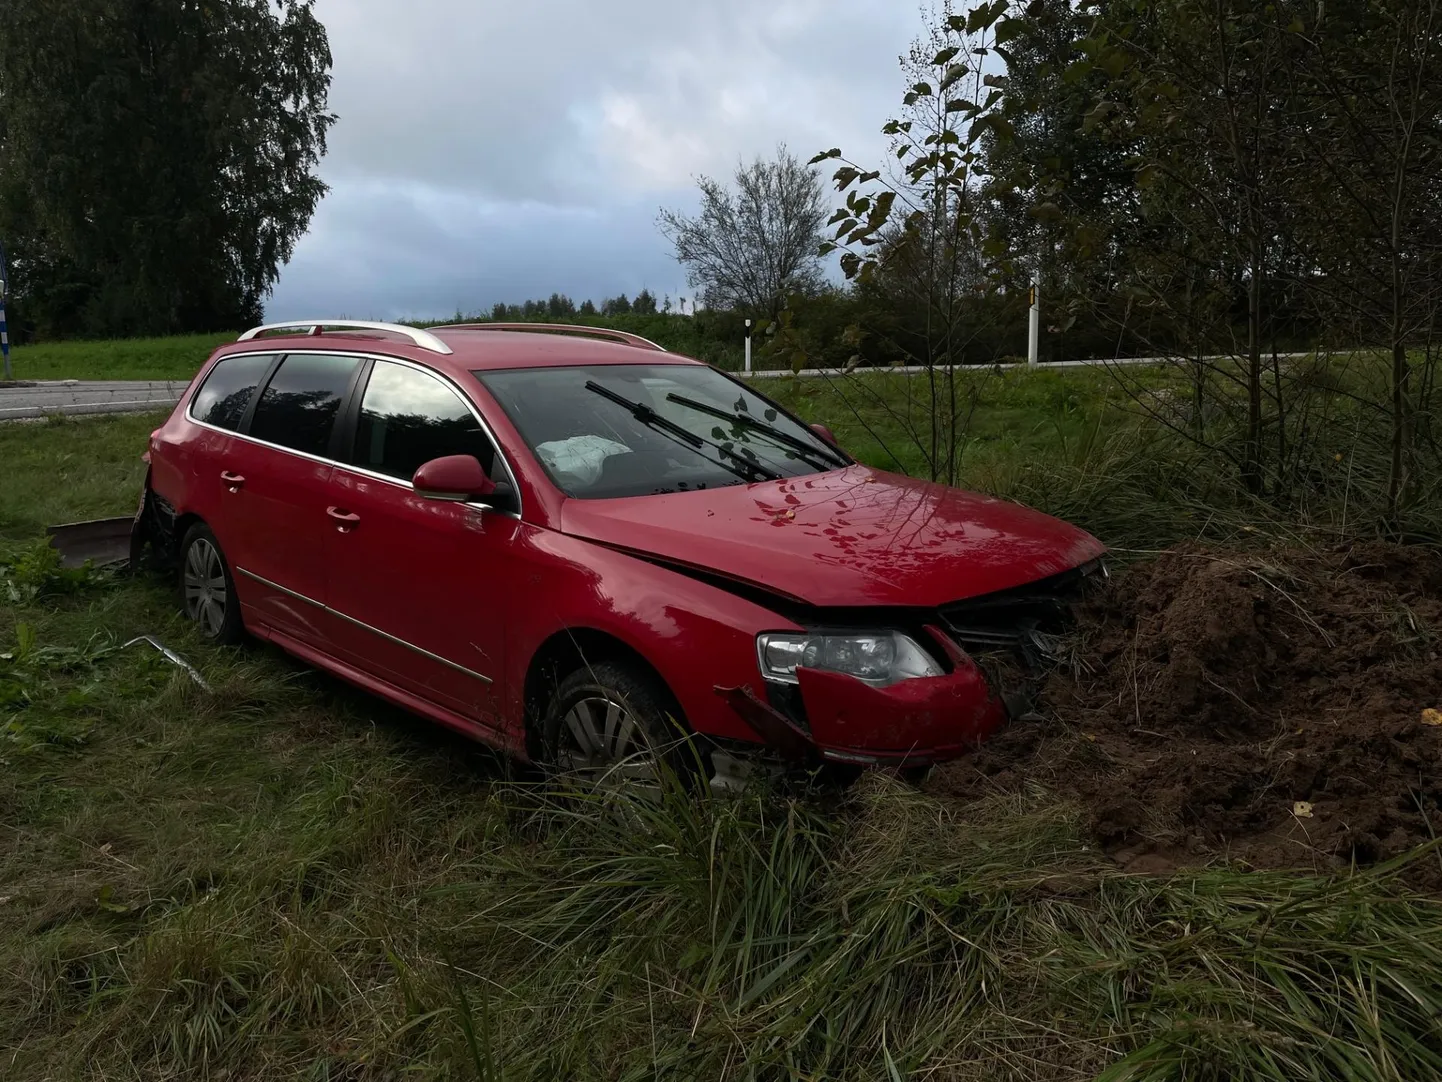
xmin=540 ymin=661 xmax=703 ymax=790
xmin=178 ymin=523 xmax=243 ymax=645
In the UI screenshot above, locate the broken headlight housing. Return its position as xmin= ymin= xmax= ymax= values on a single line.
xmin=756 ymin=631 xmax=943 ymax=688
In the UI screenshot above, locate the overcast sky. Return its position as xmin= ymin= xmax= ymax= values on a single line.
xmin=265 ymin=0 xmax=927 ymax=323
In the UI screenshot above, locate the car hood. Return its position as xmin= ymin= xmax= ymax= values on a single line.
xmin=558 ymin=465 xmax=1106 ymax=609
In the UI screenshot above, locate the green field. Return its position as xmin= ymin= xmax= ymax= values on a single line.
xmin=3 ymin=332 xmax=235 ymax=382
xmin=3 ymin=346 xmax=1440 ymax=1079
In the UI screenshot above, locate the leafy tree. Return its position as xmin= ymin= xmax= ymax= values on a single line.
xmin=982 ymin=0 xmax=1144 ymax=361
xmin=547 ymin=292 xmax=576 ymax=318
xmin=602 ymin=294 xmax=632 ymax=315
xmin=808 ymin=0 xmax=1013 ymax=484
xmin=1274 ymin=0 xmax=1442 ymax=519
xmin=0 ymin=0 xmax=335 ymax=339
xmin=657 ymin=146 xmax=826 ymax=318
xmin=579 ymin=299 xmax=598 ymax=316
xmin=633 ymin=289 xmax=658 ymax=315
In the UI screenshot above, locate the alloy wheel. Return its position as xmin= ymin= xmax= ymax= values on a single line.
xmin=183 ymin=538 xmax=229 ymax=638
xmin=555 ymin=694 xmax=660 ymax=787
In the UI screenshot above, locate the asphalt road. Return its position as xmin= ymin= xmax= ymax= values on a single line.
xmin=0 ymin=380 xmax=187 ymax=420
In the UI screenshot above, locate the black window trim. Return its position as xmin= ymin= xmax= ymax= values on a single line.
xmin=186 ymin=348 xmax=522 ymax=517
xmin=185 ymin=350 xmax=283 ymax=434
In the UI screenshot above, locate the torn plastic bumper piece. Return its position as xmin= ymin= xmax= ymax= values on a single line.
xmin=45 ymin=517 xmax=135 ymax=570
xmin=713 ymin=683 xmax=815 ymax=762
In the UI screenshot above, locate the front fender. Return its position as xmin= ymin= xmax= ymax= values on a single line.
xmin=502 ymin=527 xmax=801 ymax=746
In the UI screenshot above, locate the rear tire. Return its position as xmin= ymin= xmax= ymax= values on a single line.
xmin=540 ymin=661 xmax=704 ymax=790
xmin=178 ymin=523 xmax=243 ymax=645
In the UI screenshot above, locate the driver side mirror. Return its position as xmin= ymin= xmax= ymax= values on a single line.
xmin=809 ymin=422 xmax=839 ymax=447
xmin=412 ymin=455 xmax=498 ymax=502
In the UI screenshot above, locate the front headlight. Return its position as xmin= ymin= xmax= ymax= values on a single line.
xmin=756 ymin=631 xmax=943 ymax=688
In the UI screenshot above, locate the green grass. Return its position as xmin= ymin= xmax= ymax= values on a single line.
xmin=0 ymin=412 xmax=163 ymax=540
xmin=2 ymin=332 xmax=234 ymax=382
xmin=3 ymin=549 xmax=1440 ymax=1078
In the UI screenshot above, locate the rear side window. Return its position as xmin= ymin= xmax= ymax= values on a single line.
xmin=353 ymin=360 xmax=497 ymax=480
xmin=248 ymin=354 xmax=360 ymax=457
xmin=190 ymin=353 xmax=274 ymax=430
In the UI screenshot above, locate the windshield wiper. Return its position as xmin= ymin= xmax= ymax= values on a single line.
xmin=584 ymin=382 xmax=781 ymax=483
xmin=665 ymin=392 xmax=849 ymax=469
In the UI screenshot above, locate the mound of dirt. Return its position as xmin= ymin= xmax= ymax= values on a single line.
xmin=928 ymin=540 xmax=1442 ymax=882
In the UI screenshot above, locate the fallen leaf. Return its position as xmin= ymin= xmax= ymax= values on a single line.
xmin=1422 ymin=708 xmax=1442 ymax=727
xmin=1293 ymin=801 xmax=1314 ymax=819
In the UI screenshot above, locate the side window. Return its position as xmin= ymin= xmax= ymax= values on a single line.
xmin=190 ymin=353 xmax=274 ymax=431
xmin=247 ymin=354 xmax=360 ymax=457
xmin=353 ymin=361 xmax=497 ymax=481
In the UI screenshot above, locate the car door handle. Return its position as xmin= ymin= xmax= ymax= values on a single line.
xmin=220 ymin=470 xmax=245 ymax=491
xmin=326 ymin=506 xmax=360 ymax=532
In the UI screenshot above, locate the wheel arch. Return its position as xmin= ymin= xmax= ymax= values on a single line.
xmin=521 ymin=627 xmax=682 ymax=758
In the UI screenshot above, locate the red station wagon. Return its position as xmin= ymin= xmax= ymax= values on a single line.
xmin=134 ymin=320 xmax=1107 ymax=788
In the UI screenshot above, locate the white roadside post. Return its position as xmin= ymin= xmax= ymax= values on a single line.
xmin=744 ymin=318 xmax=752 ymax=374
xmin=0 ymin=238 xmax=10 ymax=381
xmin=1027 ymin=276 xmax=1040 ymax=368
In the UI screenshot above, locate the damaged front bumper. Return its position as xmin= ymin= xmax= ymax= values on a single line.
xmin=717 ymin=632 xmax=1007 ymax=769
xmin=715 ymin=560 xmax=1106 ymax=769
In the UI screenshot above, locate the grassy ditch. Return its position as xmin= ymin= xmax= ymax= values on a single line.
xmin=2 ymin=553 xmax=1438 ymax=1079
xmin=2 ymin=388 xmax=1439 ymax=1079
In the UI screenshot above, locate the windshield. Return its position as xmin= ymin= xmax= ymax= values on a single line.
xmin=475 ymin=364 xmax=849 ymax=499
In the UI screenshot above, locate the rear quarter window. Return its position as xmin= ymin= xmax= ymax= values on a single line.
xmin=190 ymin=353 xmax=275 ymax=431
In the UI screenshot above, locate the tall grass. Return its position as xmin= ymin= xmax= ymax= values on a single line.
xmin=426 ymin=777 xmax=1442 ymax=1081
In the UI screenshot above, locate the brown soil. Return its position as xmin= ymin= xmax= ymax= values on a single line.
xmin=928 ymin=540 xmax=1442 ymax=883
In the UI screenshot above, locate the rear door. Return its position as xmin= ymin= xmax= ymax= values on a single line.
xmin=221 ymin=352 xmax=364 ymax=648
xmin=323 ymin=358 xmax=519 ymax=727
xmin=165 ymin=350 xmax=278 ymax=542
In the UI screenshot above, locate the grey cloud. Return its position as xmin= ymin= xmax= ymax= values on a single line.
xmin=270 ymin=0 xmax=926 ymax=320
xmin=269 ymin=183 xmax=690 ymax=320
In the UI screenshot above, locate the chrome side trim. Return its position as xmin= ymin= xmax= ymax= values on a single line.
xmin=326 ymin=608 xmax=494 ymax=685
xmin=235 ymin=566 xmax=493 ymax=686
xmin=185 ymin=349 xmax=523 ymax=518
xmin=238 ymin=320 xmax=454 ymax=355
xmin=236 ymin=566 xmax=325 ymax=608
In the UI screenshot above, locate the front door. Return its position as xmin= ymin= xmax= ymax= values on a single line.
xmin=322 ymin=359 xmax=517 ymax=728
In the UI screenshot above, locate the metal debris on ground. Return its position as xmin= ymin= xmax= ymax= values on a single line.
xmin=122 ymin=636 xmax=210 ymax=691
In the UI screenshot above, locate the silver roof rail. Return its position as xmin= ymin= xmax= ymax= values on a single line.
xmin=237 ymin=320 xmax=454 ymax=355
xmin=436 ymin=322 xmax=667 ymax=352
